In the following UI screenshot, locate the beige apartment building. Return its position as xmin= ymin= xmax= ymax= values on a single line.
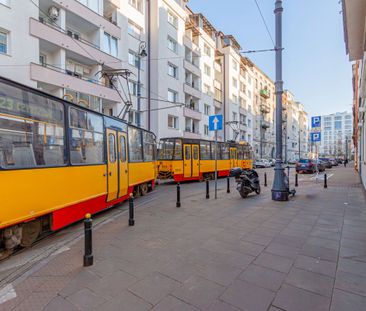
xmin=0 ymin=0 xmax=307 ymax=160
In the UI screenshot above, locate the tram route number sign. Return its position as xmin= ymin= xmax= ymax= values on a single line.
xmin=209 ymin=114 xmax=223 ymax=131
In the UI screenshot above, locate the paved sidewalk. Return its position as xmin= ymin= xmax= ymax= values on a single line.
xmin=1 ymin=166 xmax=366 ymax=311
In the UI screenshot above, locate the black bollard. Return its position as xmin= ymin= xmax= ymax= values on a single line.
xmin=324 ymin=173 xmax=327 ymax=189
xmin=176 ymin=183 xmax=181 ymax=207
xmin=129 ymin=194 xmax=135 ymax=226
xmin=264 ymin=172 xmax=267 ymax=187
xmin=227 ymin=176 xmax=230 ymax=193
xmin=83 ymin=213 xmax=93 ymax=267
xmin=206 ymin=179 xmax=210 ymax=199
xmin=295 ymin=173 xmax=298 ymax=187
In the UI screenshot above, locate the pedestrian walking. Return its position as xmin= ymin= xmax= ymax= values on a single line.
xmin=344 ymin=159 xmax=348 ymax=167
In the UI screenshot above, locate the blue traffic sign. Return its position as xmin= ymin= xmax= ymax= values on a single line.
xmin=310 ymin=132 xmax=321 ymax=142
xmin=209 ymin=114 xmax=223 ymax=131
xmin=311 ymin=116 xmax=321 ymax=128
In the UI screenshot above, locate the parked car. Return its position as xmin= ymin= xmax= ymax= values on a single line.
xmin=296 ymin=159 xmax=317 ymax=174
xmin=287 ymin=159 xmax=297 ymax=165
xmin=329 ymin=158 xmax=338 ymax=166
xmin=254 ymin=159 xmax=271 ymax=168
xmin=319 ymin=157 xmax=332 ymax=169
xmin=315 ymin=160 xmax=326 ymax=172
xmin=336 ymin=158 xmax=343 ymax=164
xmin=269 ymin=159 xmax=276 ymax=166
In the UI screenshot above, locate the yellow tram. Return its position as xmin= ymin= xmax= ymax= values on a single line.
xmin=0 ymin=77 xmax=156 ymax=257
xmin=157 ymin=137 xmax=253 ymax=182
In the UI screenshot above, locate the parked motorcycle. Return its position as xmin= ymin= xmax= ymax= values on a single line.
xmin=230 ymin=168 xmax=261 ymax=198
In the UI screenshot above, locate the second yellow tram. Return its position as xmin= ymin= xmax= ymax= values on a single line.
xmin=158 ymin=137 xmax=253 ymax=182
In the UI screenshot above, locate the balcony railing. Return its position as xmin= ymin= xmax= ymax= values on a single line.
xmin=260 ymin=89 xmax=270 ymax=99
xmin=39 ymin=16 xmax=100 ymax=50
xmin=41 ymin=62 xmax=106 ymax=87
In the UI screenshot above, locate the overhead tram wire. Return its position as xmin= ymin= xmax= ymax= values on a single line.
xmin=253 ymin=0 xmax=275 ymax=47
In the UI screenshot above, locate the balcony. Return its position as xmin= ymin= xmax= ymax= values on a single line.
xmin=184 ymin=59 xmax=201 ymax=77
xmin=184 ymin=131 xmax=201 ymax=139
xmin=184 ymin=83 xmax=202 ymax=99
xmin=30 ymin=18 xmax=120 ymax=69
xmin=183 ymin=106 xmax=202 ymax=121
xmin=260 ymin=104 xmax=270 ymax=114
xmin=260 ymin=89 xmax=270 ymax=99
xmin=183 ymin=36 xmax=201 ymax=56
xmin=52 ymin=0 xmax=121 ymax=38
xmin=261 ymin=120 xmax=270 ymax=130
xmin=30 ymin=63 xmax=121 ymax=102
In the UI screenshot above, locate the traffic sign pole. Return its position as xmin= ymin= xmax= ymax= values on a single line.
xmin=215 ymin=130 xmax=218 ymax=199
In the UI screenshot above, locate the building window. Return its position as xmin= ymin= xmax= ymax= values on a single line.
xmin=128 ymin=50 xmax=141 ymax=68
xmin=103 ymin=32 xmax=118 ymax=57
xmin=39 ymin=54 xmax=47 ymax=66
xmin=128 ymin=20 xmax=142 ymax=39
xmin=204 ymin=43 xmax=211 ymax=57
xmin=233 ymin=60 xmax=238 ymax=71
xmin=129 ymin=0 xmax=143 ymax=13
xmin=232 ymin=94 xmax=238 ymax=104
xmin=0 ymin=30 xmax=8 ymax=54
xmin=204 ymin=64 xmax=211 ymax=76
xmin=168 ymin=89 xmax=178 ymax=103
xmin=167 ymin=62 xmax=178 ymax=79
xmin=167 ymin=36 xmax=178 ymax=53
xmin=129 ymin=80 xmax=141 ymax=96
xmin=204 ymin=124 xmax=209 ymax=135
xmin=204 ymin=104 xmax=210 ymax=115
xmin=167 ymin=10 xmax=178 ymax=28
xmin=232 ymin=78 xmax=238 ymax=88
xmin=203 ymin=84 xmax=211 ymax=95
xmin=232 ymin=112 xmax=237 ymax=121
xmin=168 ymin=115 xmax=178 ymax=129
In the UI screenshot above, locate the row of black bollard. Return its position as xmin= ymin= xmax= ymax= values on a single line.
xmin=206 ymin=179 xmax=210 ymax=199
xmin=324 ymin=173 xmax=327 ymax=188
xmin=129 ymin=194 xmax=135 ymax=226
xmin=83 ymin=214 xmax=93 ymax=267
xmin=295 ymin=173 xmax=298 ymax=187
xmin=176 ymin=182 xmax=181 ymax=207
xmin=227 ymin=176 xmax=230 ymax=193
xmin=264 ymin=173 xmax=267 ymax=187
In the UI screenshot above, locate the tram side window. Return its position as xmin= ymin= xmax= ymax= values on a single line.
xmin=158 ymin=139 xmax=174 ymax=160
xmin=200 ymin=141 xmax=211 ymax=160
xmin=210 ymin=142 xmax=221 ymax=160
xmin=238 ymin=146 xmax=244 ymax=160
xmin=0 ymin=83 xmax=66 ymax=169
xmin=69 ymin=107 xmax=104 ymax=164
xmin=174 ymin=139 xmax=183 ymax=160
xmin=120 ymin=136 xmax=127 ymax=162
xmin=221 ymin=143 xmax=230 ymax=160
xmin=128 ymin=127 xmax=143 ymax=162
xmin=143 ymin=131 xmax=155 ymax=162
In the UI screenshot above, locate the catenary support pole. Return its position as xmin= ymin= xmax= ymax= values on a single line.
xmin=272 ymin=0 xmax=289 ymax=201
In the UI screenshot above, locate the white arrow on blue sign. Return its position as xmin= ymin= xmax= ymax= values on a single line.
xmin=209 ymin=114 xmax=223 ymax=131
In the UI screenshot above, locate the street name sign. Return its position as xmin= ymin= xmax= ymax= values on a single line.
xmin=209 ymin=114 xmax=223 ymax=131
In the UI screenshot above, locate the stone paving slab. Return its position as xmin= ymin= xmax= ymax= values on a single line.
xmin=0 ymin=166 xmax=366 ymax=310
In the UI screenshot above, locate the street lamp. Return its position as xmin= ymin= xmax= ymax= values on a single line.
xmin=137 ymin=41 xmax=147 ymax=127
xmin=272 ymin=0 xmax=288 ymax=201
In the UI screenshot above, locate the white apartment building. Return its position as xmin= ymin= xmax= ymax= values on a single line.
xmin=0 ymin=0 xmax=131 ymax=114
xmin=342 ymin=0 xmax=366 ymax=190
xmin=283 ymin=91 xmax=308 ymax=161
xmin=0 ymin=0 xmax=307 ymax=159
xmin=318 ymin=111 xmax=353 ymax=158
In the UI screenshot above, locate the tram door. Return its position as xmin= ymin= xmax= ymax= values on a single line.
xmin=192 ymin=144 xmax=199 ymax=177
xmin=184 ymin=144 xmax=200 ymax=178
xmin=118 ymin=132 xmax=128 ymax=197
xmin=230 ymin=148 xmax=238 ymax=168
xmin=106 ymin=129 xmax=118 ymax=201
xmin=183 ymin=144 xmax=192 ymax=178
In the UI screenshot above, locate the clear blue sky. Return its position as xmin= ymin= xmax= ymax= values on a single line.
xmin=188 ymin=0 xmax=353 ymax=117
